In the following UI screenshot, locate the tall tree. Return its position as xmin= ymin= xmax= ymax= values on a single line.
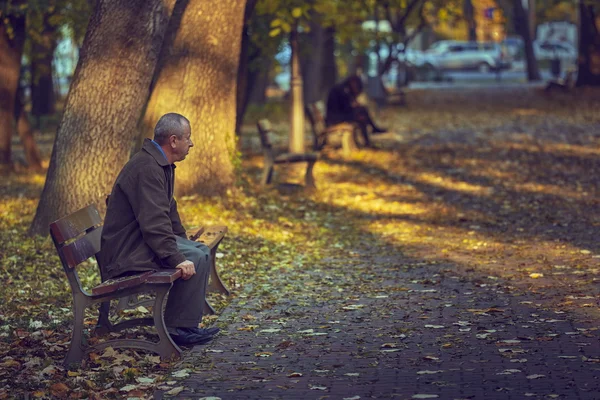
xmin=142 ymin=0 xmax=247 ymax=196
xmin=0 ymin=6 xmax=26 ymax=168
xmin=30 ymin=12 xmax=57 ymax=123
xmin=576 ymin=2 xmax=600 ymax=86
xmin=300 ymin=17 xmax=337 ymax=104
xmin=236 ymin=0 xmax=260 ymax=136
xmin=463 ymin=0 xmax=476 ymax=41
xmin=15 ymin=85 xmax=43 ymax=170
xmin=29 ymin=0 xmax=176 ymax=235
xmin=514 ymin=0 xmax=541 ymax=81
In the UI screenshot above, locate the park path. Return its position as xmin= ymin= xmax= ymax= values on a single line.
xmin=153 ymin=87 xmax=600 ymax=399
xmin=157 ymin=244 xmax=600 ymax=400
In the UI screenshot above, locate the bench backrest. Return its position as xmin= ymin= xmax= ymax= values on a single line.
xmin=256 ymin=119 xmax=273 ymax=149
xmin=305 ymin=101 xmax=327 ymax=135
xmin=50 ymin=204 xmax=103 ymax=293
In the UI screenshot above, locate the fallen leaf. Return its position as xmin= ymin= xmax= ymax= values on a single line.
xmin=165 ymin=386 xmax=185 ymax=396
xmin=171 ymin=369 xmax=190 ymax=378
xmin=50 ymin=383 xmax=69 ymax=398
xmin=526 ymin=374 xmax=546 ymax=379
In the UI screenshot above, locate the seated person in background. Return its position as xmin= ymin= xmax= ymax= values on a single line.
xmin=325 ymin=75 xmax=387 ymax=147
xmin=98 ymin=113 xmax=219 ymax=347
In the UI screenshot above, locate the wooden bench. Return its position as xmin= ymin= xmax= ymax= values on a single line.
xmin=50 ymin=204 xmax=229 ymax=365
xmin=256 ymin=119 xmax=317 ymax=188
xmin=544 ymin=70 xmax=575 ymax=92
xmin=305 ymin=100 xmax=359 ymax=155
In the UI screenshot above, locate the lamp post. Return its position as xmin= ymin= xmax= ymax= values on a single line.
xmin=289 ymin=22 xmax=305 ymax=153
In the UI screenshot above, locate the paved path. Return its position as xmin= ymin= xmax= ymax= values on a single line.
xmin=156 ymin=246 xmax=600 ymax=400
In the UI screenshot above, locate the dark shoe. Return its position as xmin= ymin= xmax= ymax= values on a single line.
xmin=188 ymin=326 xmax=220 ymax=336
xmin=169 ymin=327 xmax=213 ymax=346
xmin=372 ymin=126 xmax=387 ymax=134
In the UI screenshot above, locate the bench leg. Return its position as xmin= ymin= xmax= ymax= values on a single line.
xmin=89 ymin=286 xmax=182 ymax=361
xmin=153 ymin=286 xmax=182 ymax=360
xmin=304 ymin=160 xmax=316 ymax=189
xmin=207 ymin=245 xmax=230 ymax=296
xmin=95 ymin=301 xmax=112 ymax=335
xmin=64 ymin=295 xmax=88 ymax=366
xmin=342 ymin=130 xmax=357 ymax=156
xmin=204 ymin=299 xmax=216 ymax=315
xmin=262 ymin=164 xmax=274 ymax=185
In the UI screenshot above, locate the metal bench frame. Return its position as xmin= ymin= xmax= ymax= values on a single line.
xmin=256 ymin=119 xmax=318 ymax=188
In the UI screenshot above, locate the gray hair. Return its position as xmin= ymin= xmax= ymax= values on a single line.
xmin=153 ymin=113 xmax=190 ymax=145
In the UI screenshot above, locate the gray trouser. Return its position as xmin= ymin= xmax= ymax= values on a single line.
xmin=163 ymin=236 xmax=211 ymax=328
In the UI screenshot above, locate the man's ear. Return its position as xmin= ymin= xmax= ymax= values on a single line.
xmin=169 ymin=135 xmax=177 ymax=148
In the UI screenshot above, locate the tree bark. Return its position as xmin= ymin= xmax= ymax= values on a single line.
xmin=321 ymin=27 xmax=337 ymax=99
xmin=514 ymin=0 xmax=541 ymax=81
xmin=576 ymin=3 xmax=600 ymax=86
xmin=235 ymin=0 xmax=259 ymax=136
xmin=29 ymin=0 xmax=175 ymax=236
xmin=30 ymin=15 xmax=57 ymax=123
xmin=15 ymin=86 xmax=43 ymax=170
xmin=142 ymin=0 xmax=247 ymax=196
xmin=248 ymin=61 xmax=270 ymax=103
xmin=463 ymin=0 xmax=477 ymax=41
xmin=0 ymin=13 xmax=26 ymax=167
xmin=302 ymin=18 xmax=325 ymax=105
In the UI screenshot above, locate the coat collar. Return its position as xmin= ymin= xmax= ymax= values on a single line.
xmin=142 ymin=138 xmax=172 ymax=167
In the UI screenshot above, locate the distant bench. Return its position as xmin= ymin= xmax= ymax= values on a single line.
xmin=256 ymin=119 xmax=318 ymax=188
xmin=305 ymin=100 xmax=359 ymax=155
xmin=50 ymin=204 xmax=228 ymax=365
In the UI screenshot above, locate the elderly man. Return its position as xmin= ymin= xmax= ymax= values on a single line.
xmin=98 ymin=113 xmax=218 ymax=346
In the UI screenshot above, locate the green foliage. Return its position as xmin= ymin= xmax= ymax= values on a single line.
xmin=536 ymin=0 xmax=577 ymax=24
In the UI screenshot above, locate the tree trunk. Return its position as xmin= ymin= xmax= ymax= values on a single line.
xmin=464 ymin=0 xmax=477 ymax=41
xmin=31 ymin=15 xmax=57 ymax=123
xmin=320 ymin=27 xmax=337 ymax=100
xmin=576 ymin=3 xmax=600 ymax=86
xmin=29 ymin=0 xmax=175 ymax=236
xmin=15 ymin=86 xmax=43 ymax=170
xmin=302 ymin=18 xmax=325 ymax=105
xmin=235 ymin=0 xmax=259 ymax=136
xmin=514 ymin=0 xmax=541 ymax=81
xmin=0 ymin=14 xmax=26 ymax=167
xmin=248 ymin=61 xmax=270 ymax=103
xmin=143 ymin=0 xmax=246 ymax=196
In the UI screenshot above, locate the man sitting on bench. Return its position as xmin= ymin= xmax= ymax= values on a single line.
xmin=98 ymin=113 xmax=219 ymax=347
xmin=325 ymin=75 xmax=387 ymax=148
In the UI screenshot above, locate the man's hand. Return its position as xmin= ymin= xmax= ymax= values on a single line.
xmin=175 ymin=260 xmax=195 ymax=280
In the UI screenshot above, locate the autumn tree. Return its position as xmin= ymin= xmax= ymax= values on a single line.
xmin=141 ymin=0 xmax=247 ymax=196
xmin=576 ymin=1 xmax=600 ymax=86
xmin=0 ymin=2 xmax=26 ymax=168
xmin=513 ymin=0 xmax=541 ymax=81
xmin=29 ymin=0 xmax=176 ymax=235
xmin=0 ymin=0 xmax=90 ymax=169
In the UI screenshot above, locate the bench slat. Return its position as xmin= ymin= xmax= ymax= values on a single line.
xmin=195 ymin=226 xmax=228 ymax=249
xmin=146 ymin=269 xmax=182 ymax=283
xmin=50 ymin=205 xmax=102 ymax=244
xmin=91 ymin=271 xmax=154 ymax=296
xmin=61 ymin=226 xmax=102 ymax=268
xmin=275 ymin=153 xmax=318 ymax=163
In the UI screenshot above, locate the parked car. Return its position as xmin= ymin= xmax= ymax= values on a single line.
xmin=501 ymin=37 xmax=524 ymax=60
xmin=414 ymin=40 xmax=511 ymax=74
